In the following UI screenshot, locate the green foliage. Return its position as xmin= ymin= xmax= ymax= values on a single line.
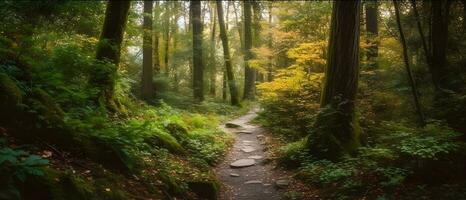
xmin=0 ymin=147 xmax=49 ymax=200
xmin=257 ymin=66 xmax=321 ymax=140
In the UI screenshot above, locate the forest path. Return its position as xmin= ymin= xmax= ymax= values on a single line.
xmin=215 ymin=108 xmax=288 ymax=200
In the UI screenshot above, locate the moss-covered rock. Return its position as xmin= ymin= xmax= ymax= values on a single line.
xmin=145 ymin=131 xmax=186 ymax=155
xmin=187 ymin=178 xmax=220 ymax=200
xmin=165 ymin=123 xmax=190 ymax=145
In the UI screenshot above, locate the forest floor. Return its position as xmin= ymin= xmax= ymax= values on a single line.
xmin=215 ymin=108 xmax=290 ymax=200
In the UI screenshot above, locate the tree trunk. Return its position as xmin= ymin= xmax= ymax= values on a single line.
xmin=431 ymin=0 xmax=451 ymax=89
xmin=191 ymin=0 xmax=204 ymax=101
xmin=267 ymin=2 xmax=273 ymax=82
xmin=243 ymin=1 xmax=255 ymax=100
xmin=209 ymin=3 xmax=217 ymax=96
xmin=365 ymin=1 xmax=378 ymax=68
xmin=307 ymin=1 xmax=361 ymax=160
xmin=217 ymin=0 xmax=240 ymax=106
xmin=92 ymin=1 xmax=131 ymax=110
xmin=164 ymin=2 xmax=170 ymax=76
xmin=154 ymin=2 xmax=161 ymax=73
xmin=142 ymin=1 xmax=155 ymax=100
xmin=172 ymin=1 xmax=180 ymax=92
xmin=393 ymin=0 xmax=426 ymax=126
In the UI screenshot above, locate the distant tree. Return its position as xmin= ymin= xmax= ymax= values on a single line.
xmin=91 ymin=1 xmax=131 ymax=110
xmin=365 ymin=1 xmax=378 ymax=68
xmin=307 ymin=1 xmax=361 ymax=160
xmin=393 ymin=0 xmax=426 ymax=126
xmin=142 ymin=0 xmax=155 ymax=100
xmin=191 ymin=0 xmax=204 ymax=101
xmin=243 ymin=0 xmax=255 ymax=100
xmin=217 ymin=0 xmax=240 ymax=106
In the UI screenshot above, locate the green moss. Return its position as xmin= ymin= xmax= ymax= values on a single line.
xmin=145 ymin=130 xmax=186 ymax=155
xmin=187 ymin=175 xmax=220 ymax=200
xmin=27 ymin=88 xmax=65 ymax=125
xmin=0 ymin=73 xmax=22 ymax=114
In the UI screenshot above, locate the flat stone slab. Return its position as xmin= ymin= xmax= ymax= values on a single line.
xmin=230 ymin=173 xmax=240 ymax=177
xmin=245 ymin=180 xmax=262 ymax=184
xmin=275 ymin=179 xmax=290 ymax=188
xmin=230 ymin=159 xmax=255 ymax=168
xmin=242 ymin=140 xmax=253 ymax=143
xmin=225 ymin=123 xmax=242 ymax=128
xmin=241 ymin=147 xmax=256 ymax=153
xmin=236 ymin=131 xmax=253 ymax=134
xmin=248 ymin=155 xmax=263 ymax=160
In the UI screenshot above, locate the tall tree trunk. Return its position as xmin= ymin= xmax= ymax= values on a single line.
xmin=233 ymin=2 xmax=244 ymax=52
xmin=191 ymin=0 xmax=204 ymax=101
xmin=163 ymin=2 xmax=170 ymax=76
xmin=154 ymin=2 xmax=161 ymax=73
xmin=365 ymin=1 xmax=378 ymax=68
xmin=252 ymin=1 xmax=263 ymax=82
xmin=92 ymin=1 xmax=131 ymax=110
xmin=209 ymin=3 xmax=217 ymax=96
xmin=431 ymin=0 xmax=451 ymax=89
xmin=307 ymin=1 xmax=361 ymax=160
xmin=172 ymin=1 xmax=180 ymax=92
xmin=267 ymin=2 xmax=273 ymax=82
xmin=217 ymin=0 xmax=240 ymax=106
xmin=243 ymin=1 xmax=255 ymax=100
xmin=462 ymin=0 xmax=466 ymax=34
xmin=142 ymin=1 xmax=155 ymax=100
xmin=394 ymin=0 xmax=426 ymax=126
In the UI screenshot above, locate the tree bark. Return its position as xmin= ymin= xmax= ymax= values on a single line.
xmin=163 ymin=2 xmax=170 ymax=76
xmin=217 ymin=0 xmax=240 ymax=106
xmin=365 ymin=1 xmax=378 ymax=68
xmin=307 ymin=1 xmax=361 ymax=160
xmin=172 ymin=1 xmax=180 ymax=92
xmin=431 ymin=0 xmax=451 ymax=89
xmin=243 ymin=0 xmax=255 ymax=100
xmin=394 ymin=0 xmax=426 ymax=126
xmin=267 ymin=2 xmax=273 ymax=82
xmin=154 ymin=1 xmax=161 ymax=73
xmin=209 ymin=3 xmax=217 ymax=96
xmin=92 ymin=1 xmax=131 ymax=110
xmin=142 ymin=1 xmax=155 ymax=100
xmin=191 ymin=0 xmax=204 ymax=101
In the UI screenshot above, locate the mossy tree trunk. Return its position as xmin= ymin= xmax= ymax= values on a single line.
xmin=142 ymin=0 xmax=155 ymax=100
xmin=92 ymin=1 xmax=130 ymax=110
xmin=243 ymin=1 xmax=255 ymax=100
xmin=217 ymin=0 xmax=240 ymax=106
xmin=365 ymin=1 xmax=378 ymax=69
xmin=307 ymin=1 xmax=362 ymax=160
xmin=191 ymin=0 xmax=204 ymax=101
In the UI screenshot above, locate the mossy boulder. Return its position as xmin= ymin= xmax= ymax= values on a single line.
xmin=145 ymin=130 xmax=186 ymax=155
xmin=187 ymin=178 xmax=220 ymax=200
xmin=165 ymin=123 xmax=190 ymax=145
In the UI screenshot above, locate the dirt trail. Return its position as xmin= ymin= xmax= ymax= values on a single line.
xmin=215 ymin=108 xmax=288 ymax=200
